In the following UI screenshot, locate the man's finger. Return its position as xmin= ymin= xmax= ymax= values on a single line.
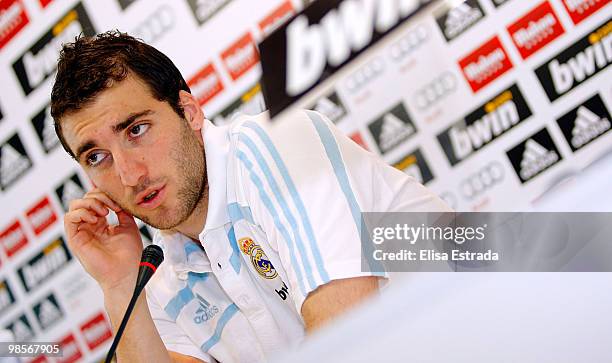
xmin=85 ymin=189 xmax=122 ymax=212
xmin=116 ymin=209 xmax=137 ymax=227
xmin=68 ymin=198 xmax=109 ymax=217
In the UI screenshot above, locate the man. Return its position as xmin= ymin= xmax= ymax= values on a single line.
xmin=51 ymin=31 xmax=450 ymax=362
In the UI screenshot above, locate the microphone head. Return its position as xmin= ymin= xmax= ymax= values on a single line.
xmin=141 ymin=245 xmax=164 ymax=267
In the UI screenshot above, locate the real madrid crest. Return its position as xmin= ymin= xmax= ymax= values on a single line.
xmin=239 ymin=237 xmax=278 ymax=279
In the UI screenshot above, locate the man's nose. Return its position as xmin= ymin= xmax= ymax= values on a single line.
xmin=113 ymin=150 xmax=147 ymax=187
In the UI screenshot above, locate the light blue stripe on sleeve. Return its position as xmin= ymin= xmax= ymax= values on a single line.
xmin=243 ymin=121 xmax=330 ymax=284
xmin=237 ymin=150 xmax=307 ymax=297
xmin=200 ymin=303 xmax=239 ymax=352
xmin=227 ymin=202 xmax=254 ymax=224
xmin=238 ymin=134 xmax=317 ymax=291
xmin=164 ymin=287 xmax=194 ymax=321
xmin=226 ymin=225 xmax=242 ymax=274
xmin=306 ymin=110 xmax=385 ymax=273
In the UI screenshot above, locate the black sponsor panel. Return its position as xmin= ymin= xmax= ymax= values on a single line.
xmin=32 ymin=292 xmax=63 ymax=330
xmin=492 ymin=0 xmax=511 ymax=7
xmin=535 ymin=18 xmax=612 ymax=102
xmin=55 ymin=173 xmax=86 ymax=212
xmin=435 ymin=0 xmax=485 ymax=42
xmin=259 ymin=0 xmax=433 ymax=117
xmin=6 ymin=314 xmax=35 ymax=341
xmin=31 ymin=104 xmax=59 ymax=153
xmin=0 ymin=133 xmax=33 ymax=191
xmin=17 ymin=237 xmax=72 ymax=293
xmin=12 ymin=2 xmax=96 ymax=96
xmin=0 ymin=279 xmax=16 ymax=315
xmin=118 ymin=0 xmax=138 ymax=10
xmin=212 ymin=83 xmax=266 ymax=126
xmin=506 ymin=128 xmax=562 ymax=184
xmin=187 ymin=0 xmax=233 ymax=25
xmin=307 ymin=90 xmax=347 ymax=124
xmin=556 ymin=93 xmax=611 ymax=152
xmin=437 ymin=84 xmax=532 ymax=166
xmin=392 ymin=148 xmax=434 ymax=184
xmin=368 ymin=102 xmax=417 ymax=154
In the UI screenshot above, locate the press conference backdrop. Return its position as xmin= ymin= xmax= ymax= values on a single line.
xmin=0 ymin=0 xmax=610 ymax=362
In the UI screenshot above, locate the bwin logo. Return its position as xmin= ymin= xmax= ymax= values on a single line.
xmin=286 ymin=0 xmax=432 ymax=96
xmin=193 ymin=294 xmax=219 ymax=324
xmin=132 ymin=5 xmax=174 ymax=44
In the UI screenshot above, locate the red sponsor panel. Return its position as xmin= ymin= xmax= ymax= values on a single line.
xmin=507 ymin=1 xmax=565 ymax=59
xmin=80 ymin=312 xmax=113 ymax=351
xmin=56 ymin=333 xmax=83 ymax=363
xmin=39 ymin=0 xmax=53 ymax=7
xmin=349 ymin=132 xmax=369 ymax=150
xmin=221 ymin=33 xmax=260 ymax=81
xmin=458 ymin=36 xmax=513 ymax=93
xmin=27 ymin=355 xmax=49 ymax=363
xmin=0 ymin=219 xmax=28 ymax=257
xmin=0 ymin=0 xmax=29 ymax=50
xmin=25 ymin=196 xmax=58 ymax=236
xmin=259 ymin=1 xmax=295 ymax=36
xmin=562 ymin=0 xmax=609 ymax=25
xmin=188 ymin=63 xmax=224 ymax=106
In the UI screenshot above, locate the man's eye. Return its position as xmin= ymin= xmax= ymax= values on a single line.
xmin=129 ymin=124 xmax=149 ymax=138
xmin=86 ymin=152 xmax=107 ymax=166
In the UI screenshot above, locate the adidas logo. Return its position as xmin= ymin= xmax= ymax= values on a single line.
xmin=570 ymin=106 xmax=611 ymax=148
xmin=1 ymin=142 xmax=30 ymax=188
xmin=379 ymin=113 xmax=415 ymax=152
xmin=41 ymin=106 xmax=59 ymax=151
xmin=443 ymin=3 xmax=482 ymax=39
xmin=37 ymin=298 xmax=62 ymax=328
xmin=312 ymin=97 xmax=345 ymax=123
xmin=519 ymin=139 xmax=559 ymax=180
xmin=193 ymin=294 xmax=219 ymax=324
xmin=10 ymin=318 xmax=33 ymax=342
xmin=60 ymin=179 xmax=85 ymax=211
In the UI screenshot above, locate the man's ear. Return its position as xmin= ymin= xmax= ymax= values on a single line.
xmin=179 ymin=90 xmax=205 ymax=131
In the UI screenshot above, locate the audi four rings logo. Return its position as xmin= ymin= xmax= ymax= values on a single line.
xmin=131 ymin=5 xmax=175 ymax=44
xmin=413 ymin=72 xmax=457 ymax=110
xmin=459 ymin=162 xmax=504 ymax=199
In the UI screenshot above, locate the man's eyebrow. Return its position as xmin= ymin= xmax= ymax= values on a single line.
xmin=112 ymin=109 xmax=154 ymax=133
xmin=76 ymin=141 xmax=97 ymax=162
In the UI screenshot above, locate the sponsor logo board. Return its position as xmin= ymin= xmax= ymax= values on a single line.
xmin=535 ymin=18 xmax=612 ymax=102
xmin=32 ymin=292 xmax=63 ymax=330
xmin=187 ymin=0 xmax=232 ymax=25
xmin=12 ymin=2 xmax=95 ymax=96
xmin=25 ymin=196 xmax=57 ymax=236
xmin=57 ymin=333 xmax=82 ymax=363
xmin=459 ymin=36 xmax=513 ymax=93
xmin=437 ymin=84 xmax=532 ymax=166
xmin=131 ymin=4 xmax=174 ymax=44
xmin=562 ymin=0 xmax=609 ymax=25
xmin=556 ymin=93 xmax=611 ymax=151
xmin=0 ymin=220 xmax=28 ymax=257
xmin=507 ymin=1 xmax=565 ymax=60
xmin=31 ymin=104 xmax=59 ymax=153
xmin=435 ymin=0 xmax=485 ymax=42
xmin=389 ymin=24 xmax=429 ymax=63
xmin=344 ymin=57 xmax=385 ymax=94
xmin=259 ymin=1 xmax=295 ymax=36
xmin=368 ymin=102 xmax=417 ymax=154
xmin=413 ymin=71 xmax=457 ymax=111
xmin=6 ymin=314 xmax=34 ymax=341
xmin=0 ymin=279 xmax=15 ymax=315
xmin=307 ymin=90 xmax=347 ymax=124
xmin=459 ymin=161 xmax=505 ymax=200
xmin=0 ymin=133 xmax=32 ymax=190
xmin=79 ymin=312 xmax=112 ymax=350
xmin=392 ymin=148 xmax=434 ymax=184
xmin=506 ymin=127 xmax=562 ymax=183
xmin=221 ymin=32 xmax=259 ymax=81
xmin=188 ymin=63 xmax=224 ymax=107
xmin=17 ymin=237 xmax=72 ymax=292
xmin=212 ymin=83 xmax=265 ymax=126
xmin=0 ymin=0 xmax=29 ymax=51
xmin=55 ymin=173 xmax=85 ymax=212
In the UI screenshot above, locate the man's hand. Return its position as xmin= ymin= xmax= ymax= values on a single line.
xmin=64 ymin=188 xmax=142 ymax=292
xmin=301 ymin=276 xmax=380 ymax=332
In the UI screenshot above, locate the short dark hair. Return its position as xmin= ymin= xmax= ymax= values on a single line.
xmin=51 ymin=30 xmax=191 ymax=159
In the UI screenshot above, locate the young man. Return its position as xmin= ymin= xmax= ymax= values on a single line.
xmin=51 ymin=31 xmax=450 ymax=362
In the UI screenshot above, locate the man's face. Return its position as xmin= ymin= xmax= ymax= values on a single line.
xmin=61 ymin=75 xmax=206 ymax=229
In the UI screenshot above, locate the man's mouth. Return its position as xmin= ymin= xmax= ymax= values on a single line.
xmin=137 ymin=185 xmax=166 ymax=209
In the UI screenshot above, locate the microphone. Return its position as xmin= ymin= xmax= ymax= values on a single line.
xmin=105 ymin=245 xmax=164 ymax=363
